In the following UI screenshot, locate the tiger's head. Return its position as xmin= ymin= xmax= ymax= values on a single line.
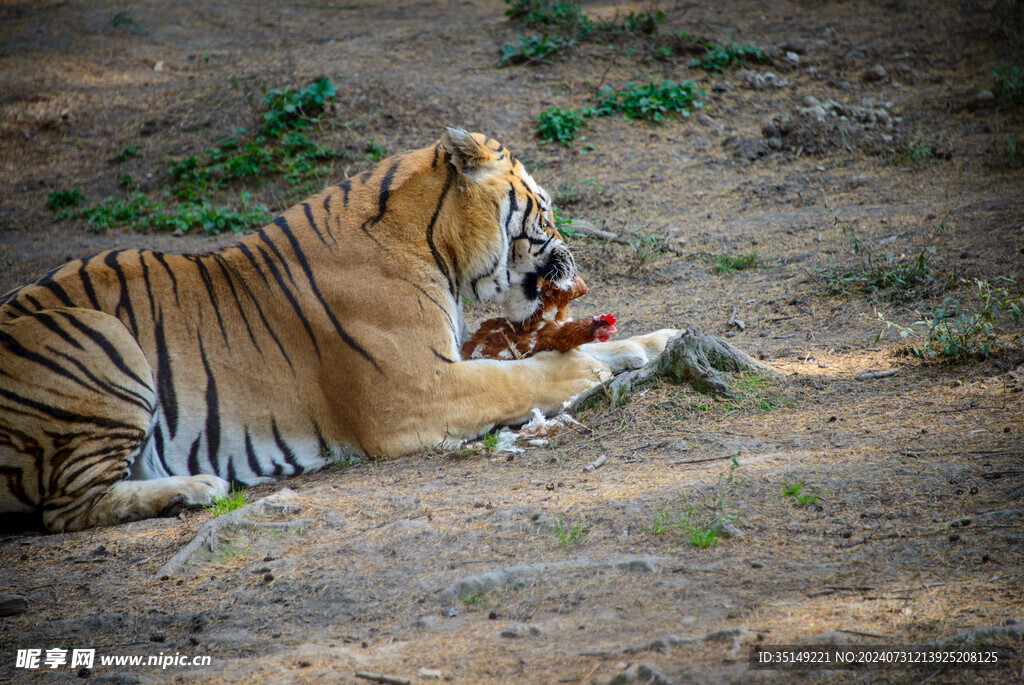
xmin=440 ymin=128 xmax=575 ymax=323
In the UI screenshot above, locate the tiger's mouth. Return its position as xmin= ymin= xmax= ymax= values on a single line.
xmin=541 ymin=243 xmax=576 ymax=286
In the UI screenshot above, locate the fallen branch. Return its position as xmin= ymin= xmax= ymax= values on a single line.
xmin=671 ymin=453 xmax=739 ymax=466
xmin=583 ymin=454 xmax=608 ymax=472
xmin=156 ymin=489 xmax=309 ymax=577
xmin=567 ymin=219 xmax=631 ymax=244
xmin=568 ymin=324 xmax=781 ymax=412
xmin=355 ymin=672 xmax=412 ymax=685
xmin=856 ymin=369 xmax=898 ymax=380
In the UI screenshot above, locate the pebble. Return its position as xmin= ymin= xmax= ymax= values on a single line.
xmin=863 ymin=64 xmax=887 ymax=82
xmin=499 ymin=623 xmax=540 ymax=638
xmin=975 ymin=89 xmax=995 ymax=102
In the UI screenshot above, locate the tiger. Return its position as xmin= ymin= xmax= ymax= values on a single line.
xmin=0 ymin=128 xmax=678 ymax=533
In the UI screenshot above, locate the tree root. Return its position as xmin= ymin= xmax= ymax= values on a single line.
xmin=156 ymin=489 xmax=310 ymax=577
xmin=569 ymin=323 xmax=782 ymax=411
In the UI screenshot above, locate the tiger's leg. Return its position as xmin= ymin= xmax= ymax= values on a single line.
xmin=0 ymin=308 xmax=227 ymax=532
xmin=579 ymin=328 xmax=681 ymax=372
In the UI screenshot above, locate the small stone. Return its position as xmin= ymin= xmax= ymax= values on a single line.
xmin=0 ymin=593 xmax=28 ymax=617
xmin=750 ymin=560 xmax=765 ymax=569
xmin=784 ymin=51 xmax=800 ymax=65
xmin=718 ymin=522 xmax=742 ymax=538
xmin=150 ymin=631 xmax=166 ymax=643
xmin=153 ymin=61 xmax=164 ymax=72
xmin=418 ymin=668 xmax=443 ymax=679
xmin=263 ymin=573 xmax=274 ymax=582
xmin=863 ymin=65 xmax=887 ymax=82
xmin=499 ymin=623 xmax=540 ymax=638
xmin=975 ymin=90 xmax=995 ymax=102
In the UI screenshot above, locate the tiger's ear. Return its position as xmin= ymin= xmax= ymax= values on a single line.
xmin=441 ymin=127 xmax=497 ymax=181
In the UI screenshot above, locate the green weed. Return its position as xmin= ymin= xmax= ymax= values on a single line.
xmin=781 ymin=478 xmax=826 ymax=507
xmin=818 ymin=198 xmax=945 ymax=303
xmin=109 ymin=144 xmax=142 ymax=164
xmin=993 ymin=61 xmax=1024 ymax=107
xmin=457 ymin=589 xmax=506 ymax=610
xmin=364 ymin=138 xmax=387 ymax=162
xmin=204 ymin=486 xmax=245 ymax=516
xmin=547 ymin=514 xmax=588 ymax=549
xmin=499 ymin=33 xmax=573 ymax=66
xmin=888 ymin=129 xmax=935 ymax=166
xmin=481 ymin=430 xmax=500 ymax=453
xmin=691 ymin=39 xmax=770 ymax=71
xmin=875 ymin=277 xmax=1024 ymax=361
xmin=713 ymin=251 xmax=764 ymax=274
xmin=596 ymin=79 xmax=703 ymax=122
xmin=536 ymin=106 xmax=593 ymax=145
xmin=505 ymin=0 xmax=593 ymax=37
xmin=627 ymin=233 xmax=665 ymax=274
xmin=260 ymin=76 xmax=337 ymax=137
xmin=45 ymin=188 xmax=85 ymax=214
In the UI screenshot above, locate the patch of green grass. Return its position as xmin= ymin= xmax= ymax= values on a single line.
xmin=888 ymin=129 xmax=936 ymax=166
xmin=109 ymin=144 xmax=142 ymax=164
xmin=553 ymin=209 xmax=576 ymax=238
xmin=69 ymin=191 xmax=270 ymax=235
xmin=536 ymin=106 xmax=593 ymax=145
xmin=645 ymin=459 xmax=741 ymax=548
xmin=875 ymin=277 xmax=1024 ymax=361
xmin=596 ymin=79 xmax=703 ymax=122
xmin=547 ymin=514 xmax=588 ymax=549
xmin=45 ymin=188 xmax=85 ymax=214
xmin=363 ymin=138 xmax=387 ymax=162
xmin=690 ymin=38 xmax=770 ymax=71
xmin=457 ymin=589 xmax=506 ymax=610
xmin=713 ymin=250 xmax=764 ymax=274
xmin=817 ymin=198 xmax=946 ymax=303
xmin=626 ymin=233 xmax=665 ymax=274
xmin=505 ymin=0 xmax=593 ymax=37
xmin=260 ymin=76 xmax=337 ymax=137
xmin=499 ymin=33 xmax=573 ymax=66
xmin=204 ymin=486 xmax=245 ymax=516
xmin=618 ymin=10 xmax=664 ymax=35
xmin=481 ymin=430 xmax=500 ymax=453
xmin=781 ymin=478 xmax=826 ymax=507
xmin=993 ymin=61 xmax=1024 ymax=107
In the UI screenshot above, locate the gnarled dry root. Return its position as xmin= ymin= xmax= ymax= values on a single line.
xmin=567 ymin=323 xmax=781 ymax=411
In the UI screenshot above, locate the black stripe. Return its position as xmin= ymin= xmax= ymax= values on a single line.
xmin=51 ymin=348 xmax=153 ymax=412
xmin=78 ymin=258 xmax=101 ymax=310
xmin=0 ymin=386 xmax=136 ymax=429
xmin=432 ymin=348 xmax=455 ymax=364
xmin=139 ymin=252 xmax=158 ymax=322
xmin=0 ymin=329 xmax=102 ymax=397
xmin=321 ymin=194 xmax=338 ymax=244
xmin=57 ymin=311 xmax=149 ymax=392
xmin=244 ymin=429 xmax=263 ymax=478
xmin=426 ymin=165 xmax=457 ymax=297
xmin=151 ymin=252 xmax=181 ymax=307
xmin=198 ymin=338 xmax=221 ymax=477
xmin=153 ymin=311 xmax=178 ymax=439
xmin=190 ymin=256 xmax=230 ymax=346
xmin=504 ymin=184 xmax=518 ymax=237
xmin=271 ymin=419 xmax=301 ymax=475
xmin=274 ymin=214 xmax=381 ymax=373
xmin=259 ymin=225 xmax=301 ymax=290
xmin=187 ymin=434 xmax=202 ymax=476
xmin=313 ymin=420 xmax=329 ymax=460
xmin=104 ymin=251 xmax=138 ymax=336
xmin=153 ymin=424 xmax=173 ymax=476
xmin=210 ymin=255 xmax=260 ymax=352
xmin=35 ymin=272 xmax=76 ymax=308
xmin=302 ymin=202 xmax=329 ymax=246
xmin=370 ymin=159 xmax=401 ymax=226
xmin=255 ymin=244 xmax=321 ymax=358
xmin=359 ymin=170 xmax=372 ymax=183
xmin=28 ymin=310 xmax=84 ymax=350
xmin=229 ymin=246 xmax=294 ymax=370
xmin=338 ymin=179 xmax=351 ymax=207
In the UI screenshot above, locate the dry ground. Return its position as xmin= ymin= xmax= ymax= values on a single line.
xmin=1 ymin=0 xmax=1023 ymax=683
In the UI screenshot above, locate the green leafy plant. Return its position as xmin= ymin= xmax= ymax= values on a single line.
xmin=596 ymin=79 xmax=703 ymax=122
xmin=993 ymin=61 xmax=1024 ymax=107
xmin=499 ymin=33 xmax=573 ymax=65
xmin=109 ymin=144 xmax=142 ymax=164
xmin=627 ymin=233 xmax=665 ymax=274
xmin=818 ymin=198 xmax=945 ymax=302
xmin=45 ymin=188 xmax=85 ymax=215
xmin=781 ymin=478 xmax=826 ymax=507
xmin=204 ymin=486 xmax=245 ymax=516
xmin=536 ymin=106 xmax=593 ymax=145
xmin=364 ymin=138 xmax=387 ymax=162
xmin=505 ymin=0 xmax=593 ymax=37
xmin=619 ymin=10 xmax=664 ymax=35
xmin=691 ymin=39 xmax=770 ymax=71
xmin=547 ymin=514 xmax=588 ymax=549
xmin=645 ymin=458 xmax=741 ymax=548
xmin=713 ymin=251 xmax=764 ymax=274
xmin=261 ymin=76 xmax=338 ymax=137
xmin=888 ymin=129 xmax=936 ymax=166
xmin=875 ymin=278 xmax=1024 ymax=361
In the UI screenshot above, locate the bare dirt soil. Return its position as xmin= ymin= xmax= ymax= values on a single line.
xmin=2 ymin=1 xmax=1023 ymax=683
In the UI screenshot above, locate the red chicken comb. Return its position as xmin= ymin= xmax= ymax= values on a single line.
xmin=597 ymin=313 xmax=616 ymax=327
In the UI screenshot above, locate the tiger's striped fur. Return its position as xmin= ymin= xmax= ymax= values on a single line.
xmin=0 ymin=129 xmax=676 ymax=532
